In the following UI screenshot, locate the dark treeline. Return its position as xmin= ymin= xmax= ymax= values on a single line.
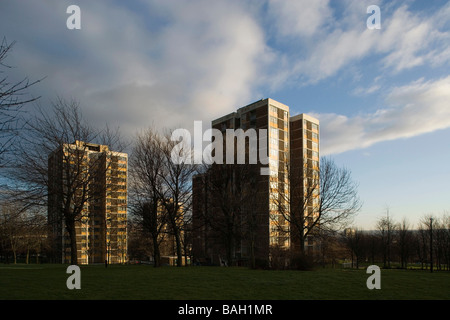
xmin=333 ymin=212 xmax=450 ymax=271
xmin=2 ymin=206 xmax=449 ymax=271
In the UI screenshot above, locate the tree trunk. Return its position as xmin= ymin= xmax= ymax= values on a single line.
xmin=300 ymin=235 xmax=305 ymax=256
xmin=297 ymin=226 xmax=305 ymax=257
xmin=226 ymin=238 xmax=232 ymax=267
xmin=174 ymin=229 xmax=183 ymax=267
xmin=152 ymin=234 xmax=161 ymax=267
xmin=66 ymin=218 xmax=78 ymax=265
xmin=249 ymin=238 xmax=256 ymax=269
xmin=225 ymin=223 xmax=234 ymax=266
xmin=10 ymin=237 xmax=17 ymax=264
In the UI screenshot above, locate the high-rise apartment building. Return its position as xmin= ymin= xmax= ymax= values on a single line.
xmin=192 ymin=98 xmax=319 ymax=266
xmin=289 ymin=114 xmax=320 ymax=254
xmin=48 ymin=141 xmax=128 ymax=264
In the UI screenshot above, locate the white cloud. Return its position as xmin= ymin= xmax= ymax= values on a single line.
xmin=1 ymin=0 xmax=271 ymax=138
xmin=352 ymin=84 xmax=381 ymax=96
xmin=315 ymin=76 xmax=450 ymax=155
xmin=271 ymin=2 xmax=450 ymax=85
xmin=78 ymin=0 xmax=269 ymax=133
xmin=2 ymin=0 xmax=449 ymax=152
xmin=267 ymin=0 xmax=332 ymax=38
xmin=379 ymin=6 xmax=436 ymax=72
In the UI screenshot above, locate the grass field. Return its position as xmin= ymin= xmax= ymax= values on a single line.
xmin=0 ymin=264 xmax=448 ymax=300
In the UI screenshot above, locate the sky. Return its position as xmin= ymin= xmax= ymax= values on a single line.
xmin=1 ymin=0 xmax=449 ymax=229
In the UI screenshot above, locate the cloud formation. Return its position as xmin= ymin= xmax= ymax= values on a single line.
xmin=1 ymin=0 xmax=271 ymax=137
xmin=1 ymin=0 xmax=449 ymax=155
xmin=315 ymin=75 xmax=450 ymax=155
xmin=274 ymin=1 xmax=450 ymax=84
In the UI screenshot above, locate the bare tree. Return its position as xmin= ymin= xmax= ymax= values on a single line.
xmin=376 ymin=206 xmax=396 ymax=268
xmin=181 ymin=212 xmax=193 ymax=267
xmin=343 ymin=228 xmax=366 ymax=269
xmin=418 ymin=213 xmax=450 ymax=272
xmin=158 ymin=130 xmax=197 ymax=267
xmin=130 ymin=128 xmax=197 ymax=267
xmin=316 ymin=228 xmax=341 ymax=268
xmin=242 ymin=166 xmax=267 ymax=269
xmin=418 ymin=214 xmax=436 ymax=272
xmin=427 ymin=213 xmax=450 ymax=272
xmin=129 ymin=128 xmax=167 ymax=267
xmin=440 ymin=212 xmax=450 ymax=271
xmin=202 ymin=162 xmax=262 ymax=267
xmin=434 ymin=217 xmax=446 ymax=271
xmin=416 ymin=220 xmax=429 ymax=270
xmin=0 ymin=38 xmax=41 ymax=168
xmin=0 ymin=201 xmax=24 ymax=263
xmin=277 ymin=156 xmax=361 ymax=256
xmin=13 ymin=98 xmax=121 ymax=265
xmin=0 ymin=197 xmax=47 ymax=264
xmin=25 ymin=210 xmax=48 ymax=264
xmin=206 ymin=164 xmax=245 ymax=266
xmin=396 ymin=218 xmax=412 ymax=269
xmin=319 ymin=157 xmax=362 ymax=231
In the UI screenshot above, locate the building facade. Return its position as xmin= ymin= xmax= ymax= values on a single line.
xmin=289 ymin=114 xmax=320 ymax=254
xmin=192 ymin=98 xmax=319 ymax=266
xmin=48 ymin=141 xmax=127 ymax=264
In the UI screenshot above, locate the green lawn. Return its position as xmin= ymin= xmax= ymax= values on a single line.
xmin=0 ymin=264 xmax=448 ymax=300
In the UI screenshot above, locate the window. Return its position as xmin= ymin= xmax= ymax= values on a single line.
xmin=250 ymin=111 xmax=256 ymax=126
xmin=312 ymin=160 xmax=319 ymax=168
xmin=270 ymin=127 xmax=278 ymax=138
xmin=269 ymin=203 xmax=278 ymax=211
xmin=270 ymin=116 xmax=277 ymax=124
xmin=270 ymin=137 xmax=278 ymax=147
xmin=270 ymin=105 xmax=277 ymax=113
xmin=270 ymin=148 xmax=278 ymax=157
xmin=269 ymin=158 xmax=278 ymax=168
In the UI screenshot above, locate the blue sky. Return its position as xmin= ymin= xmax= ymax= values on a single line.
xmin=1 ymin=0 xmax=449 ymax=229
